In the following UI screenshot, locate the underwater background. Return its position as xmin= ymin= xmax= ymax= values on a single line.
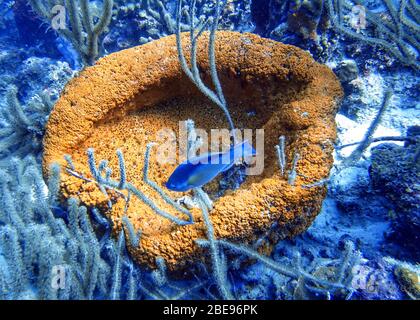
xmin=0 ymin=0 xmax=418 ymax=300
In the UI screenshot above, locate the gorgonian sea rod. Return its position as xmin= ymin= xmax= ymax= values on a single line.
xmin=42 ymin=31 xmax=343 ymax=270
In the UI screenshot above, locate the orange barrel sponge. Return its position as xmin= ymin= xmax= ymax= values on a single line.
xmin=43 ymin=31 xmax=343 ymax=271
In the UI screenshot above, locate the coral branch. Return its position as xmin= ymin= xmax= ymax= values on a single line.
xmin=176 ymin=0 xmax=236 ymax=139
xmin=28 ymin=0 xmax=114 ymax=65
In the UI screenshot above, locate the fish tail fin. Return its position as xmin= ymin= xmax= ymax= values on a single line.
xmin=219 ymin=141 xmax=256 ymax=172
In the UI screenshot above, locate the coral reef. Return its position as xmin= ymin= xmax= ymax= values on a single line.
xmin=265 ymin=1 xmax=419 ymax=69
xmin=0 ymin=157 xmax=207 ymax=299
xmin=325 ymin=0 xmax=420 ymax=69
xmin=341 ymin=89 xmax=393 ymax=166
xmin=263 ymin=0 xmax=337 ymax=62
xmin=0 ymin=157 xmax=114 ymax=299
xmin=201 ymin=239 xmax=361 ymax=300
xmin=28 ymin=0 xmax=114 ymax=66
xmin=11 ymin=0 xmax=62 ymax=59
xmin=271 ymin=0 xmax=326 ymax=41
xmin=42 ymin=31 xmax=343 ymax=270
xmin=176 ymin=0 xmax=236 ymax=135
xmin=0 ymin=86 xmax=53 ymax=160
xmin=388 ymin=257 xmax=420 ymax=300
xmin=369 ymin=127 xmax=419 ymax=261
xmin=104 ymin=0 xmax=253 ymax=52
xmin=334 ymin=59 xmax=359 ymax=84
xmin=0 ymin=0 xmax=418 ymax=301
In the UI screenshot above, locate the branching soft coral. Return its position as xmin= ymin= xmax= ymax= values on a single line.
xmin=325 ymin=0 xmax=419 ymax=69
xmin=0 ymin=86 xmax=53 ymax=160
xmin=28 ymin=0 xmax=114 ymax=65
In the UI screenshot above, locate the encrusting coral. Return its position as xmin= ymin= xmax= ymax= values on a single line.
xmin=42 ymin=31 xmax=343 ymax=270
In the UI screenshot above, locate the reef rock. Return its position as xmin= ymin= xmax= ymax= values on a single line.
xmin=43 ymin=31 xmax=342 ymax=270
xmin=369 ymin=127 xmax=420 ymax=261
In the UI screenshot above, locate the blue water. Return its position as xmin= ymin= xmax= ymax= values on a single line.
xmin=0 ymin=0 xmax=418 ymax=300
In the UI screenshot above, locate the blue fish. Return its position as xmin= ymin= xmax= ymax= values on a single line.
xmin=165 ymin=140 xmax=257 ymax=192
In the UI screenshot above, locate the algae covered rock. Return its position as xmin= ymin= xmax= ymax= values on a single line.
xmin=394 ymin=265 xmax=420 ymax=299
xmin=369 ymin=126 xmax=420 ymax=260
xmin=334 ymin=60 xmax=359 ymax=84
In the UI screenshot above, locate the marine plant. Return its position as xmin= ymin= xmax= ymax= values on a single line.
xmin=269 ymin=0 xmax=419 ymax=69
xmin=0 ymin=86 xmax=54 ymax=160
xmin=42 ymin=6 xmax=343 ymax=285
xmin=303 ymin=87 xmax=411 ymax=193
xmin=337 ymin=88 xmax=418 ymax=167
xmin=182 ymin=119 xmax=233 ymax=300
xmin=270 ymin=0 xmax=325 ymax=40
xmin=340 ymin=89 xmax=393 ymax=166
xmin=111 ymin=0 xmax=252 ymax=50
xmin=139 ymin=0 xmax=190 ymax=40
xmin=6 ymin=0 xmax=413 ymax=301
xmin=64 ymin=147 xmax=194 ymax=226
xmin=0 ymin=155 xmax=213 ymax=299
xmin=325 ymin=0 xmax=420 ymax=69
xmin=197 ymin=239 xmax=361 ymax=299
xmin=385 ymin=257 xmax=420 ymax=299
xmin=0 ymin=158 xmax=114 ymax=299
xmin=63 ymin=119 xmax=364 ymax=300
xmin=176 ymin=0 xmax=236 ymax=136
xmin=28 ymin=0 xmax=114 ymax=66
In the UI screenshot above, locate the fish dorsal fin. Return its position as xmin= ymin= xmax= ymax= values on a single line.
xmin=230 ymin=140 xmax=256 ymax=159
xmin=183 ymin=140 xmax=256 ymax=167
